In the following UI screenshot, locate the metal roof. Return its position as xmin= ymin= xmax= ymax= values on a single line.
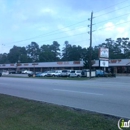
xmin=0 ymin=59 xmax=130 ymax=69
xmin=0 ymin=61 xmax=84 ymax=69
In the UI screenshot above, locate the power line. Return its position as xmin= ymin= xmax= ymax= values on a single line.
xmin=94 ymin=4 xmax=130 ymax=18
xmin=8 ymin=0 xmax=127 ymax=43
xmin=3 ymin=0 xmax=129 ymax=48
xmin=3 ymin=39 xmax=90 ymax=50
xmin=94 ymin=12 xmax=130 ymax=25
xmin=92 ymin=1 xmax=130 ymax=43
xmin=10 ymin=21 xmax=89 ymax=44
xmin=6 ymin=19 xmax=129 ymax=49
xmin=3 ymin=31 xmax=88 ymax=48
xmin=9 ymin=1 xmax=129 ymax=45
xmin=94 ymin=0 xmax=128 ymax=14
xmin=94 ymin=20 xmax=130 ymax=32
xmin=30 ymin=32 xmax=88 ymax=44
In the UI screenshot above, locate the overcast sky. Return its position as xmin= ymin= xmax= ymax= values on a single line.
xmin=0 ymin=0 xmax=130 ymax=53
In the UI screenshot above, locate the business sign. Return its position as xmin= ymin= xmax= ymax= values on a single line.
xmin=99 ymin=60 xmax=109 ymax=67
xmin=73 ymin=61 xmax=80 ymax=64
xmin=99 ymin=48 xmax=109 ymax=58
xmin=57 ymin=62 xmax=69 ymax=65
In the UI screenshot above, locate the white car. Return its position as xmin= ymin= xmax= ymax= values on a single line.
xmin=69 ymin=70 xmax=82 ymax=77
xmin=22 ymin=70 xmax=32 ymax=74
xmin=54 ymin=70 xmax=62 ymax=77
xmin=22 ymin=70 xmax=28 ymax=74
xmin=2 ymin=70 xmax=9 ymax=75
xmin=60 ymin=70 xmax=71 ymax=77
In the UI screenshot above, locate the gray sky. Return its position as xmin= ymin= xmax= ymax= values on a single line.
xmin=0 ymin=0 xmax=130 ymax=53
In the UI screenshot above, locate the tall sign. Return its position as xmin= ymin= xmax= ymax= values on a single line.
xmin=99 ymin=48 xmax=109 ymax=67
xmin=99 ymin=48 xmax=109 ymax=58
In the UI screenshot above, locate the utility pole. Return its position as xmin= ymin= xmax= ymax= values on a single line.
xmin=89 ymin=12 xmax=93 ymax=78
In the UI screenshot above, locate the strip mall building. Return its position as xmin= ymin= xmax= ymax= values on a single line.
xmin=0 ymin=59 xmax=130 ymax=73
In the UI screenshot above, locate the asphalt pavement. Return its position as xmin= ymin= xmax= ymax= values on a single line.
xmin=0 ymin=76 xmax=130 ymax=118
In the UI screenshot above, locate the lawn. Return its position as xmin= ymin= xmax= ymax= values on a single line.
xmin=3 ymin=74 xmax=94 ymax=80
xmin=0 ymin=94 xmax=120 ymax=130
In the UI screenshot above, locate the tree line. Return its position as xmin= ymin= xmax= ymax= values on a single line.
xmin=0 ymin=38 xmax=130 ymax=65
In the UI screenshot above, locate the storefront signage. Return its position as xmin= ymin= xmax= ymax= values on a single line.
xmin=57 ymin=62 xmax=69 ymax=65
xmin=99 ymin=48 xmax=109 ymax=58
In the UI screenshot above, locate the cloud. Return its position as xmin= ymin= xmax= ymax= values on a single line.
xmin=104 ymin=22 xmax=115 ymax=31
xmin=93 ymin=18 xmax=130 ymax=47
xmin=40 ymin=8 xmax=56 ymax=15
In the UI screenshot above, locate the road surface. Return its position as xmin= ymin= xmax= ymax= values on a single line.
xmin=0 ymin=76 xmax=130 ymax=118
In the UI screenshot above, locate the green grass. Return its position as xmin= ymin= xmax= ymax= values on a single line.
xmin=0 ymin=94 xmax=120 ymax=130
xmin=35 ymin=76 xmax=91 ymax=80
xmin=3 ymin=74 xmax=96 ymax=80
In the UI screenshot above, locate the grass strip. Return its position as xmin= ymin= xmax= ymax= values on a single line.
xmin=2 ymin=75 xmax=91 ymax=80
xmin=0 ymin=94 xmax=120 ymax=130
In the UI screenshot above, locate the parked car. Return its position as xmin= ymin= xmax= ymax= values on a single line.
xmin=22 ymin=70 xmax=33 ymax=74
xmin=28 ymin=72 xmax=35 ymax=77
xmin=95 ymin=70 xmax=116 ymax=77
xmin=53 ymin=70 xmax=62 ymax=77
xmin=28 ymin=71 xmax=48 ymax=77
xmin=81 ymin=69 xmax=89 ymax=77
xmin=35 ymin=72 xmax=43 ymax=77
xmin=70 ymin=70 xmax=82 ymax=77
xmin=28 ymin=72 xmax=39 ymax=77
xmin=60 ymin=70 xmax=71 ymax=77
xmin=2 ymin=70 xmax=9 ymax=75
xmin=40 ymin=72 xmax=48 ymax=77
xmin=96 ymin=70 xmax=107 ymax=77
xmin=46 ymin=71 xmax=56 ymax=77
xmin=22 ymin=70 xmax=27 ymax=74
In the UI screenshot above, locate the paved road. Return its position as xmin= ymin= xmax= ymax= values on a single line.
xmin=0 ymin=76 xmax=130 ymax=118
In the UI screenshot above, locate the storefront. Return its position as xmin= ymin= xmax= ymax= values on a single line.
xmin=92 ymin=59 xmax=130 ymax=74
xmin=0 ymin=59 xmax=130 ymax=74
xmin=0 ymin=61 xmax=84 ymax=72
